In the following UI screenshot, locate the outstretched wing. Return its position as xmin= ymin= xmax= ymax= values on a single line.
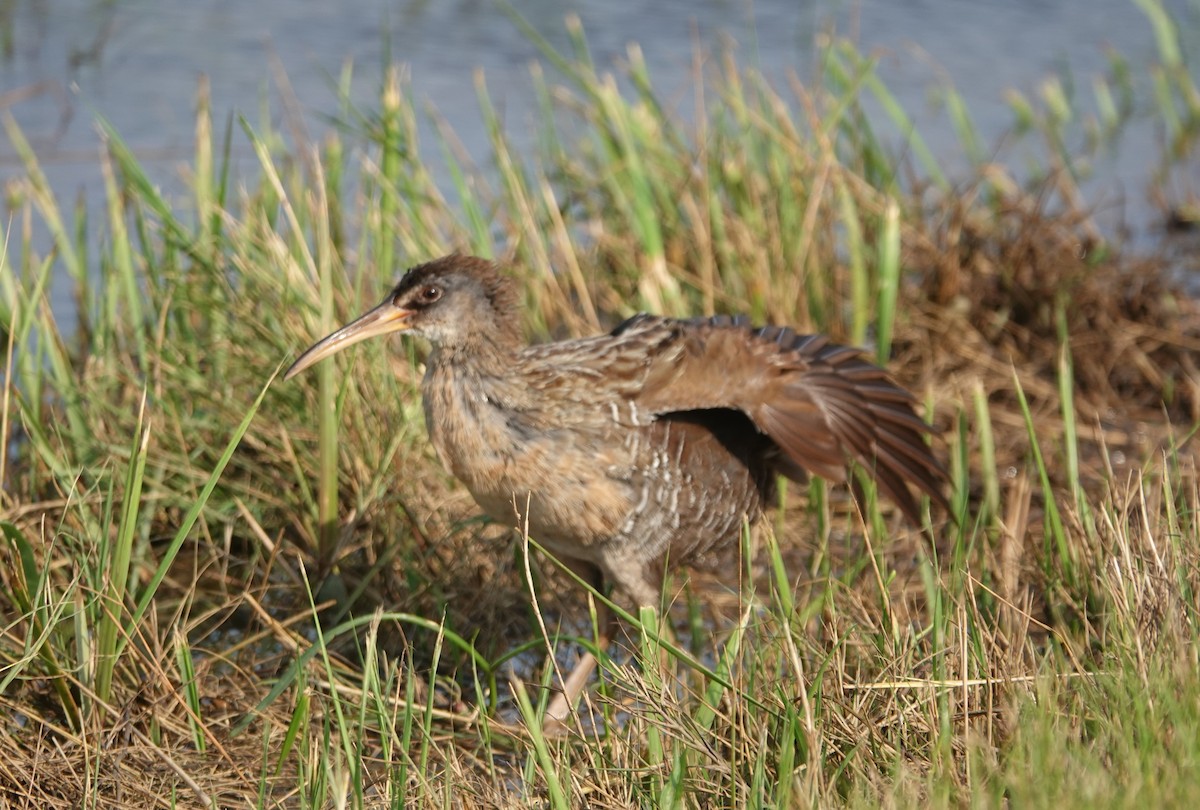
xmin=606 ymin=313 xmax=948 ymax=522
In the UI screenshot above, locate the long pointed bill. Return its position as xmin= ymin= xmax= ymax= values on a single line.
xmin=284 ymin=300 xmax=414 ymax=380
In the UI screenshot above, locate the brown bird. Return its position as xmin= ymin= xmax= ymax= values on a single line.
xmin=286 ymin=254 xmax=948 ymax=720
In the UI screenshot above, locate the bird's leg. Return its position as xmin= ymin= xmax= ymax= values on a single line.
xmin=544 ymin=562 xmax=610 ymax=726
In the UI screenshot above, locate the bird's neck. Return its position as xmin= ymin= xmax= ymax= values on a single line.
xmin=428 ymin=330 xmax=521 ymax=375
xmin=423 ymin=333 xmax=529 ymax=437
xmin=421 ymin=339 xmax=531 ymax=496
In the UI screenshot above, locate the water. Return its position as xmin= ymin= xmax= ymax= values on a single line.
xmin=3 ymin=0 xmax=1198 ymax=316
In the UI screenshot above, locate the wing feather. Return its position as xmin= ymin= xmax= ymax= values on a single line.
xmin=607 ymin=314 xmax=948 ymax=519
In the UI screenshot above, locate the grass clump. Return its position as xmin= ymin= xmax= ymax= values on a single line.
xmin=2 ymin=4 xmax=1200 ymax=807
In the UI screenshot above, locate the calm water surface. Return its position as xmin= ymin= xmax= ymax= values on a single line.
xmin=3 ymin=0 xmax=1198 ymax=314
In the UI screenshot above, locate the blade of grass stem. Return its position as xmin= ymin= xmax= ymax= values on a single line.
xmin=511 ymin=677 xmax=569 ymax=810
xmin=639 ymin=604 xmax=666 ymax=791
xmin=972 ymin=381 xmax=1000 ymax=521
xmin=94 ymin=389 xmax=149 ymax=706
xmin=836 ymin=180 xmax=869 ymax=346
xmin=1011 ymin=369 xmax=1073 ymax=585
xmin=875 ymin=198 xmax=900 ymax=364
xmin=173 ymin=628 xmax=205 ymax=752
xmin=99 ymin=152 xmax=147 ymax=368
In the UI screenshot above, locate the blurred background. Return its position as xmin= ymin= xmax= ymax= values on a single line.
xmin=5 ymin=0 xmax=1199 ymax=312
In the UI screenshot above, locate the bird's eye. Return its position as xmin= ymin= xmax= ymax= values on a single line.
xmin=420 ymin=285 xmax=443 ymax=303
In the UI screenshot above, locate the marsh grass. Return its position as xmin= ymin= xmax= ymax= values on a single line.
xmin=2 ymin=3 xmax=1200 ymax=807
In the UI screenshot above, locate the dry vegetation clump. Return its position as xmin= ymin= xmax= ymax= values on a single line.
xmin=897 ymin=187 xmax=1200 ymax=481
xmin=911 ymin=192 xmax=1200 ymax=415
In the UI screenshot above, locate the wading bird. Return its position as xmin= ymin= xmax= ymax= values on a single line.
xmin=286 ymin=254 xmax=947 ymax=721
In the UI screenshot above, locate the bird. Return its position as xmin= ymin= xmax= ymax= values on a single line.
xmin=285 ymin=253 xmax=948 ymax=721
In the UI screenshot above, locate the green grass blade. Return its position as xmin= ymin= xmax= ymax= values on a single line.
xmin=875 ymin=199 xmax=901 ymax=364
xmin=1011 ymin=369 xmax=1073 ymax=586
xmin=93 ymin=390 xmax=150 ymax=706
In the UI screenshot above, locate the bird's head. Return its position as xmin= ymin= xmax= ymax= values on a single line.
xmin=284 ymin=254 xmax=519 ymax=380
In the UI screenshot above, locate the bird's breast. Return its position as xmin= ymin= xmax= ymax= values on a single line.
xmin=420 ymin=364 xmax=770 ymax=570
xmin=422 ymin=368 xmax=632 ymax=551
